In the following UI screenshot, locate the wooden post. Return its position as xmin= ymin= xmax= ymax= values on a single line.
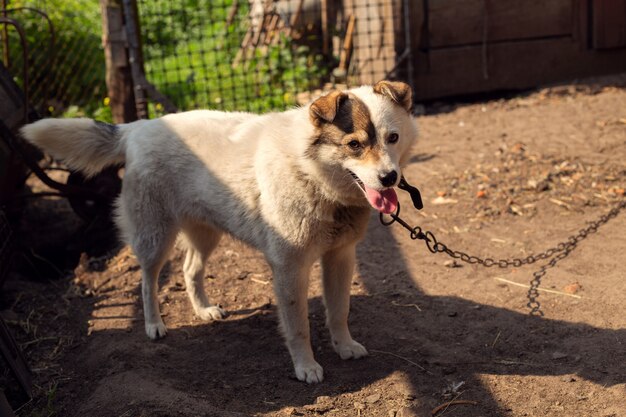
xmin=100 ymin=0 xmax=137 ymax=123
xmin=1 ymin=0 xmax=9 ymax=68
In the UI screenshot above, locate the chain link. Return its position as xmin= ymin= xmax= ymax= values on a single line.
xmin=380 ymin=199 xmax=626 ymax=314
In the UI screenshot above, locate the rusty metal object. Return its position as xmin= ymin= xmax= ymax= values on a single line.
xmin=121 ymin=0 xmax=148 ymax=119
xmin=0 ymin=16 xmax=28 ymax=123
xmin=0 ymin=9 xmax=120 ymax=220
xmin=2 ymin=7 xmax=56 ymax=115
xmin=380 ymin=196 xmax=626 ymax=316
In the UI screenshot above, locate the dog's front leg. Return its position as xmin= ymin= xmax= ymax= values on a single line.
xmin=321 ymin=244 xmax=368 ymax=360
xmin=271 ymin=258 xmax=323 ymax=384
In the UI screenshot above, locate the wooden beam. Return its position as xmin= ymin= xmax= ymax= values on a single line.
xmin=100 ymin=0 xmax=137 ymax=123
xmin=413 ymin=37 xmax=626 ymax=100
xmin=428 ymin=0 xmax=573 ymax=48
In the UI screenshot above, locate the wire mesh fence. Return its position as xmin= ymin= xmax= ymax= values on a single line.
xmin=138 ymin=0 xmax=409 ymax=114
xmin=1 ymin=0 xmax=107 ymax=118
xmin=139 ymin=0 xmax=321 ymax=113
xmin=1 ymin=0 xmax=410 ymax=119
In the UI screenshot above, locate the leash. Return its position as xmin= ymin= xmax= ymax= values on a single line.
xmin=381 ymin=177 xmax=626 ymax=315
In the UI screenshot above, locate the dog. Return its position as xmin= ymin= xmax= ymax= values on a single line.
xmin=21 ymin=80 xmax=418 ymax=383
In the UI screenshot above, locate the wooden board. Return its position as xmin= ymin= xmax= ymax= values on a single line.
xmin=100 ymin=0 xmax=138 ymax=123
xmin=593 ymin=0 xmax=626 ymax=49
xmin=412 ymin=37 xmax=626 ymax=100
xmin=343 ymin=0 xmax=397 ymax=84
xmin=427 ymin=0 xmax=573 ymax=48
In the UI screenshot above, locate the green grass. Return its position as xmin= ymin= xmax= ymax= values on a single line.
xmin=16 ymin=380 xmax=58 ymax=417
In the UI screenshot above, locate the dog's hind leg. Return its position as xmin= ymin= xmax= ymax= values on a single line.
xmin=321 ymin=243 xmax=368 ymax=360
xmin=133 ymin=227 xmax=177 ymax=340
xmin=130 ymin=231 xmax=177 ymax=340
xmin=181 ymin=224 xmax=226 ymax=321
xmin=116 ymin=195 xmax=177 ymax=340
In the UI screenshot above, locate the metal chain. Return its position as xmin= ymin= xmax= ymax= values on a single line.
xmin=380 ymin=199 xmax=626 ymax=314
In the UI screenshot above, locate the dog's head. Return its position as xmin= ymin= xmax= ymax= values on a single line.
xmin=307 ymin=80 xmax=418 ymax=213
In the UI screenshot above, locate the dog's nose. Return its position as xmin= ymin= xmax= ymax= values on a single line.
xmin=379 ymin=170 xmax=398 ymax=187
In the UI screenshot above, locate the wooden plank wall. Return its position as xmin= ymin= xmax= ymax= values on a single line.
xmin=427 ymin=0 xmax=572 ymax=47
xmin=593 ymin=0 xmax=626 ymax=49
xmin=408 ymin=0 xmax=626 ymax=100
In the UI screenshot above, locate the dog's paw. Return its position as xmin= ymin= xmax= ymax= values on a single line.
xmin=333 ymin=339 xmax=368 ymax=360
xmin=145 ymin=320 xmax=167 ymax=339
xmin=294 ymin=360 xmax=324 ymax=384
xmin=196 ymin=305 xmax=226 ymax=321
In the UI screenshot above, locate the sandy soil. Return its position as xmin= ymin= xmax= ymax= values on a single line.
xmin=2 ymin=74 xmax=625 ymax=417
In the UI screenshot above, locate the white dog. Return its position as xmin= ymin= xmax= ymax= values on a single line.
xmin=22 ymin=81 xmax=418 ymax=383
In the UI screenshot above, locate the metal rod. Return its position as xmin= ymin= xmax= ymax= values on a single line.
xmin=0 ymin=16 xmax=28 ymax=122
xmin=0 ymin=123 xmax=107 ymax=202
xmin=122 ymin=0 xmax=148 ymax=119
xmin=1 ymin=0 xmax=9 ymax=68
xmin=402 ymin=0 xmax=414 ymax=93
xmin=3 ymin=8 xmax=56 ymax=115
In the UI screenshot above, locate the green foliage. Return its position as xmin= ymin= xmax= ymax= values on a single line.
xmin=5 ymin=0 xmax=105 ymax=116
xmin=61 ymin=100 xmax=113 ymax=123
xmin=138 ymin=0 xmax=330 ymax=113
xmin=4 ymin=0 xmax=328 ymax=118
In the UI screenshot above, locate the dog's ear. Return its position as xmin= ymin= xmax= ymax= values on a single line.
xmin=373 ymin=80 xmax=413 ymax=112
xmin=309 ymin=91 xmax=348 ymax=126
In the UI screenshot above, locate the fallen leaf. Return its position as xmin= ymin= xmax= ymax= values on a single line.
xmin=563 ymin=282 xmax=582 ymax=294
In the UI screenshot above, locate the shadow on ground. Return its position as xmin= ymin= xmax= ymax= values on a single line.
xmin=59 ymin=214 xmax=625 ymax=417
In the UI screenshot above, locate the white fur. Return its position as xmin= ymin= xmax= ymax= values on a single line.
xmin=21 ymin=85 xmax=418 ymax=383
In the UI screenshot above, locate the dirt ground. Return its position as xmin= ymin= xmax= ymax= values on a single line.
xmin=2 ymin=74 xmax=625 ymax=417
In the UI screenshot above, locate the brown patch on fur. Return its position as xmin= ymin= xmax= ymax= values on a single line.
xmin=373 ymin=80 xmax=413 ymax=112
xmin=310 ymin=92 xmax=376 ymax=146
xmin=333 ymin=94 xmax=374 ymax=137
xmin=359 ymin=145 xmax=382 ymax=164
xmin=309 ymin=91 xmax=348 ymax=126
xmin=308 ymin=92 xmax=379 ymax=161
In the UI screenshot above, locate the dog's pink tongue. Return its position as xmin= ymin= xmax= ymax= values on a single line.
xmin=364 ymin=185 xmax=398 ymax=214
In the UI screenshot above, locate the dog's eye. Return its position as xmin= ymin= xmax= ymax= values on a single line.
xmin=347 ymin=140 xmax=362 ymax=150
xmin=387 ymin=133 xmax=399 ymax=144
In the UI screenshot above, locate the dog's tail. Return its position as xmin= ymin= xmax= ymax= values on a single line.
xmin=21 ymin=118 xmax=129 ymax=177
